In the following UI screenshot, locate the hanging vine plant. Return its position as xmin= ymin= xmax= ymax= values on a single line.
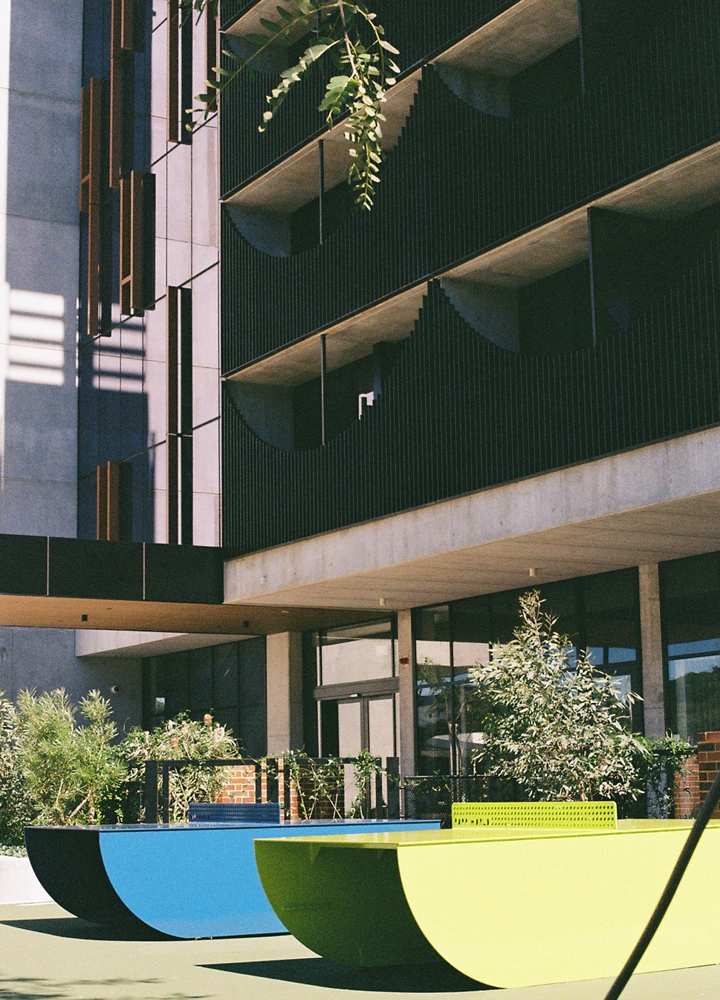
xmin=184 ymin=0 xmax=399 ymax=210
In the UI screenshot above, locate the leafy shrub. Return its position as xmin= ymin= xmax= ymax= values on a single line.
xmin=122 ymin=714 xmax=240 ymax=821
xmin=469 ymin=591 xmax=648 ymax=803
xmin=14 ymin=689 xmax=127 ymax=825
xmin=280 ymin=749 xmax=387 ymax=820
xmin=280 ymin=750 xmax=345 ymax=820
xmin=635 ymin=734 xmax=697 ymax=818
xmin=0 ymin=693 xmax=32 ymax=844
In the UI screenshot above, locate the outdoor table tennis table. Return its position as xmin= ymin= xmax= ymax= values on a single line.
xmin=24 ymin=816 xmax=439 ymax=938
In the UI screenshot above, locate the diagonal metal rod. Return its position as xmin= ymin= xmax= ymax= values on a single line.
xmin=604 ymin=762 xmax=720 ymax=1000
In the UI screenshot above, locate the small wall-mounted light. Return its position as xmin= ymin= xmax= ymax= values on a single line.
xmin=378 ymin=597 xmax=387 ymax=607
xmin=110 ymin=685 xmax=121 ymax=695
xmin=81 ymin=614 xmax=88 ymax=622
xmin=529 ymin=568 xmax=537 ymax=579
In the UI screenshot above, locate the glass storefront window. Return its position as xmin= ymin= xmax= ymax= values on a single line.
xmin=306 ymin=620 xmax=399 ymax=764
xmin=662 ymin=552 xmax=720 ymax=742
xmin=141 ymin=638 xmax=267 ymax=756
xmin=414 ymin=568 xmax=642 ymax=774
xmin=316 ymin=620 xmax=396 ymax=686
xmin=415 ymin=606 xmax=454 ymax=775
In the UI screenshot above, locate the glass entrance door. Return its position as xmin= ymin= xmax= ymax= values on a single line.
xmin=319 ymin=692 xmax=397 ymax=817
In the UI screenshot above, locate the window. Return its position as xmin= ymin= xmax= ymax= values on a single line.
xmin=661 ymin=552 xmax=720 ymax=743
xmin=142 ymin=638 xmax=267 ymax=756
xmin=414 ymin=569 xmax=642 ymax=774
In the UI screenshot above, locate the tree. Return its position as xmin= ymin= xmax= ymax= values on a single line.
xmin=468 ymin=591 xmax=648 ymax=803
xmin=14 ymin=689 xmax=127 ymax=825
xmin=185 ymin=0 xmax=397 ymax=210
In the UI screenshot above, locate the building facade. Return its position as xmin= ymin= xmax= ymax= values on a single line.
xmin=2 ymin=0 xmax=720 ymax=776
xmin=219 ymin=0 xmax=720 ymax=773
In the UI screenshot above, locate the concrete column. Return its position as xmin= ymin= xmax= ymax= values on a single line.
xmin=639 ymin=564 xmax=666 ymax=738
xmin=266 ymin=632 xmax=304 ymax=753
xmin=396 ymin=610 xmax=417 ymax=776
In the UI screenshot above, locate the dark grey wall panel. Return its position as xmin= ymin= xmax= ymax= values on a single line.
xmin=0 ymin=535 xmax=48 ymax=596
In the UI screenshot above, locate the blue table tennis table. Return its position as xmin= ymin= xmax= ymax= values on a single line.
xmin=25 ymin=815 xmax=439 ymax=938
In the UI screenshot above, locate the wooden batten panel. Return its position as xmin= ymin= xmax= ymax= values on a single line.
xmin=130 ymin=170 xmax=145 ymax=312
xmin=206 ymin=0 xmax=218 ymax=113
xmin=96 ymin=464 xmax=108 ymax=540
xmin=87 ymin=205 xmax=101 ymax=337
xmin=167 ymin=0 xmax=180 ymax=143
xmin=120 ymin=171 xmax=147 ymax=317
xmin=109 ymin=0 xmax=122 ymax=188
xmin=166 ymin=286 xmax=180 ymax=545
xmin=119 ymin=176 xmax=132 ymax=316
xmin=88 ymin=79 xmax=103 ymax=208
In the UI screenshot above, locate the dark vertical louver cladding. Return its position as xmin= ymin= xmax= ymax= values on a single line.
xmin=220 ymin=0 xmax=516 ymax=196
xmin=221 ymin=0 xmax=720 ymax=374
xmin=167 ymin=286 xmax=180 ymax=545
xmin=223 ymin=228 xmax=720 ymax=556
xmin=167 ymin=0 xmax=181 ymax=143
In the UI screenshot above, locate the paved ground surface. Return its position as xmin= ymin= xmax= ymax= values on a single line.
xmin=0 ymin=903 xmax=718 ymax=1000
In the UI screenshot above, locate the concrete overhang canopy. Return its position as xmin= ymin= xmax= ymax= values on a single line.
xmin=0 ymin=535 xmax=380 ymax=634
xmin=223 ymin=427 xmax=720 ymax=612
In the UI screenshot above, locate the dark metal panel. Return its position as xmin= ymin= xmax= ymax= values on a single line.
xmin=0 ymin=535 xmax=48 ymax=597
xmin=220 ymin=1 xmax=517 ymax=195
xmin=144 ymin=543 xmax=224 ymax=604
xmin=223 ymin=222 xmax=720 ymax=554
xmin=48 ymin=538 xmax=144 ymax=601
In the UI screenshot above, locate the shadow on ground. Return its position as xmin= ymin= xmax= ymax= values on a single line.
xmin=0 ymin=976 xmax=207 ymax=1000
xmin=0 ymin=916 xmax=166 ymax=942
xmin=203 ymin=958 xmax=492 ymax=993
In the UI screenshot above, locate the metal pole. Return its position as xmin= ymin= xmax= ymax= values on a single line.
xmin=143 ymin=761 xmax=158 ymax=823
xmin=162 ymin=762 xmax=170 ymax=823
xmin=603 ymin=763 xmax=720 ymax=999
xmin=318 ymin=139 xmax=325 ymax=245
xmin=320 ymin=333 xmax=327 ymax=446
xmin=387 ymin=757 xmax=401 ymax=818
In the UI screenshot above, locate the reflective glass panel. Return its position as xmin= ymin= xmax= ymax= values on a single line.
xmin=318 ymin=620 xmax=395 ymax=686
xmin=661 ymin=553 xmax=720 ymax=742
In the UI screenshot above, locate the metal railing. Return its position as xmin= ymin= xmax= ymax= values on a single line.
xmin=142 ymin=755 xmax=401 ymax=824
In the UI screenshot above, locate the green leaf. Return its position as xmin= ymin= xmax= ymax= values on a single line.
xmin=259 ymin=17 xmax=282 ymax=33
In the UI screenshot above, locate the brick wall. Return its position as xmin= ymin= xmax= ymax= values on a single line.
xmin=697 ymin=731 xmax=720 ymax=819
xmin=674 ymin=754 xmax=700 ymax=819
xmin=216 ymin=764 xmax=257 ymax=805
xmin=215 ymin=760 xmax=301 ymax=821
xmin=674 ymin=731 xmax=720 ymax=818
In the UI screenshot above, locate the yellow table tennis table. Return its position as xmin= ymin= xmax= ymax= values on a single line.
xmin=255 ymin=802 xmax=720 ymax=988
